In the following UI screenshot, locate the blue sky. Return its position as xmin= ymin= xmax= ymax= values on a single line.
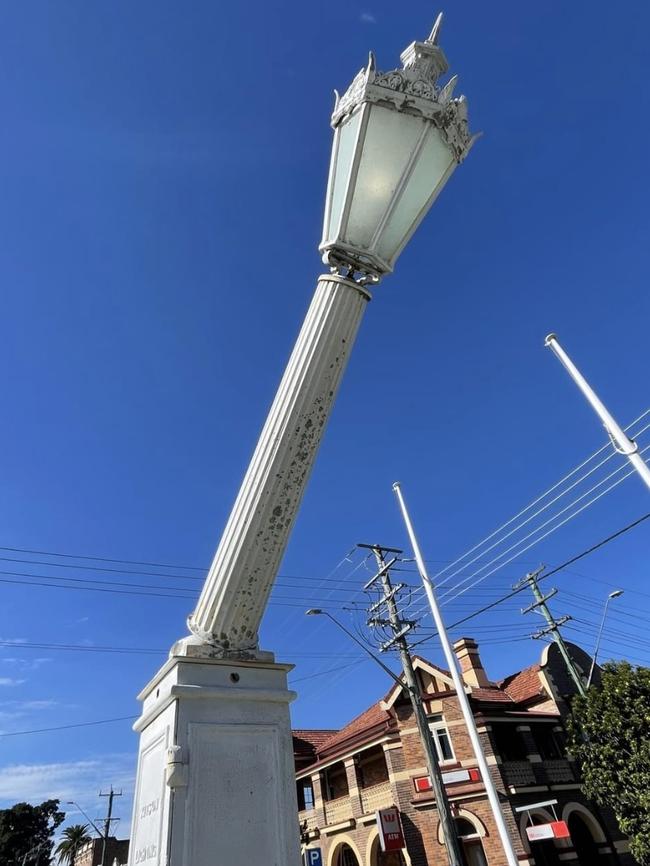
xmin=1 ymin=0 xmax=649 ymax=841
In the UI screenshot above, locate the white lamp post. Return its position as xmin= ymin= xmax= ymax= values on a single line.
xmin=545 ymin=334 xmax=650 ymax=492
xmin=128 ymin=17 xmax=475 ymax=866
xmin=393 ymin=483 xmax=521 ymax=866
xmin=587 ymin=589 xmax=624 ymax=688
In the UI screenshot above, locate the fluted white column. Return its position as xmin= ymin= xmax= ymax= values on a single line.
xmin=187 ymin=274 xmax=371 ymax=654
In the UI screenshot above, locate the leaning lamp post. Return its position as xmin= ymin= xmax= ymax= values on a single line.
xmin=128 ymin=15 xmax=475 ymax=866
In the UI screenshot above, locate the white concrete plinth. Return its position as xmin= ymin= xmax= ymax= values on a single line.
xmin=128 ymin=654 xmax=301 ymax=866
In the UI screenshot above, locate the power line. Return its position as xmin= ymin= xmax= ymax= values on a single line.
xmin=0 ymin=572 xmax=368 ymax=608
xmin=424 ymin=409 xmax=649 ymax=587
xmin=408 ymin=511 xmax=650 ymax=648
xmin=0 ymin=715 xmax=138 ymax=738
xmin=0 ymin=545 xmax=207 ymax=571
xmin=435 ymin=445 xmax=650 ymax=606
xmin=0 ymin=638 xmax=379 ymax=660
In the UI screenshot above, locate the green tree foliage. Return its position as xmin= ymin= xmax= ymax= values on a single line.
xmin=0 ymin=799 xmax=65 ymax=865
xmin=567 ymin=661 xmax=650 ymax=865
xmin=55 ymin=824 xmax=92 ymax=865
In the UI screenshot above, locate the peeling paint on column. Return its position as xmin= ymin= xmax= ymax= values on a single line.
xmin=187 ymin=275 xmax=371 ymax=655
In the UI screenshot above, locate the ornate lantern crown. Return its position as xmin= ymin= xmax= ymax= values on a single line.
xmin=320 ymin=13 xmax=477 ymax=283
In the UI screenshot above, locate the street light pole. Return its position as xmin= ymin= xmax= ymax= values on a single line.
xmin=587 ymin=589 xmax=624 ymax=688
xmin=66 ymin=800 xmax=104 ymax=837
xmin=304 ymin=608 xmax=404 ymax=687
xmin=545 ymin=334 xmax=650 ymax=491
xmin=393 ymin=482 xmax=520 ymax=866
xmin=67 ymin=800 xmax=105 ymax=866
xmin=128 ymin=17 xmax=477 ymax=866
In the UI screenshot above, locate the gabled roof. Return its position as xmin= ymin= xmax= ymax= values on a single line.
xmin=470 ymin=687 xmax=515 ymax=703
xmin=317 ymin=702 xmax=392 ymax=754
xmin=499 ymin=663 xmax=545 ymax=703
xmin=293 ymin=729 xmax=339 ymax=754
xmin=381 ymin=656 xmax=459 ymax=710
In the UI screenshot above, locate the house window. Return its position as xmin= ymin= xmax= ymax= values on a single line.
xmin=490 ymin=724 xmax=528 ymax=761
xmin=429 ymin=714 xmax=455 ymax=763
xmin=532 ymin=725 xmax=565 ymax=760
xmin=297 ymin=779 xmax=314 ymax=811
xmin=456 ymin=818 xmax=488 ymax=866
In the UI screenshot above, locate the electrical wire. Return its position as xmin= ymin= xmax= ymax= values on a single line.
xmin=402 ymin=415 xmax=650 ymax=615
xmin=422 ymin=409 xmax=649 ymax=586
xmin=432 ymin=446 xmax=650 ymax=609
xmin=0 ymin=715 xmax=138 ymax=737
xmin=405 ymin=511 xmax=650 ymax=651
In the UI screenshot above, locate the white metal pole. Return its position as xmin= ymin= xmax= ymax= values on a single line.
xmin=392 ymin=482 xmax=520 ymax=866
xmin=587 ymin=590 xmax=623 ymax=688
xmin=545 ymin=334 xmax=650 ymax=492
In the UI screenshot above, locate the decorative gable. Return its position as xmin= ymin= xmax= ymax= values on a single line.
xmin=380 ymin=656 xmax=463 ymax=710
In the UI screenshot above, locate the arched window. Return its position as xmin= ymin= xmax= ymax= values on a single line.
xmin=568 ymin=813 xmax=601 ymax=864
xmin=456 ymin=818 xmax=488 ymax=866
xmin=369 ymin=834 xmax=407 ymax=866
xmin=525 ymin=816 xmax=562 ymax=866
xmin=335 ymin=843 xmax=361 ymax=866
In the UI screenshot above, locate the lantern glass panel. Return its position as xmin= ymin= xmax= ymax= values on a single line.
xmin=345 ymin=105 xmax=426 ymax=250
xmin=325 ymin=108 xmax=362 ymax=243
xmin=375 ymin=126 xmax=455 ymax=263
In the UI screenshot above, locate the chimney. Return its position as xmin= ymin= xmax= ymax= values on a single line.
xmin=453 ymin=637 xmax=491 ymax=688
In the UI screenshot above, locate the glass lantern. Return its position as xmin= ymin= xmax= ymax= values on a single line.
xmin=320 ymin=14 xmax=476 ymax=282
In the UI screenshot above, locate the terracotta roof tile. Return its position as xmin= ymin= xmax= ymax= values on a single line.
xmin=499 ymin=664 xmax=544 ymax=703
xmin=318 ymin=702 xmax=391 ymax=753
xmin=292 ymin=729 xmax=338 ymax=754
xmin=470 ymin=687 xmax=514 ymax=703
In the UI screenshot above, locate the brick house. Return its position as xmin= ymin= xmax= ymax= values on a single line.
xmin=294 ymin=637 xmax=633 ymax=866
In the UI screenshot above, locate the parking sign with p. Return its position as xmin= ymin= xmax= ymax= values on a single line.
xmin=304 ymin=848 xmax=323 ymax=866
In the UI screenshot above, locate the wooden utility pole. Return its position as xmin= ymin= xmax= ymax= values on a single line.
xmin=361 ymin=543 xmax=464 ymax=866
xmin=517 ymin=567 xmax=587 ymax=697
xmin=98 ymin=786 xmax=122 ymax=866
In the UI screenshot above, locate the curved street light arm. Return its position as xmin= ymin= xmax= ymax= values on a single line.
xmin=304 ymin=609 xmax=407 ymax=692
xmin=66 ymin=800 xmax=104 ymax=839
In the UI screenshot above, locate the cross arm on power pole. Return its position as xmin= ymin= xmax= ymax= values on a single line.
xmin=368 ymin=583 xmax=406 ymax=613
xmin=532 ymin=615 xmax=572 ymax=640
xmin=380 ymin=623 xmax=415 ymax=651
xmin=521 ymin=587 xmax=558 ymax=614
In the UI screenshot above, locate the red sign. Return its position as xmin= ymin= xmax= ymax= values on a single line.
xmin=376 ymin=807 xmax=405 ymax=852
xmin=551 ymin=821 xmax=571 ymax=839
xmin=414 ymin=768 xmax=481 ymax=792
xmin=526 ymin=821 xmax=570 ymax=842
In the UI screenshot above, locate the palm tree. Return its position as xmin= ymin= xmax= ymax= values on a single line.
xmin=55 ymin=824 xmax=92 ymax=866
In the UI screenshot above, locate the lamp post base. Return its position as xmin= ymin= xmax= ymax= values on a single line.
xmin=128 ymin=652 xmax=301 ymax=866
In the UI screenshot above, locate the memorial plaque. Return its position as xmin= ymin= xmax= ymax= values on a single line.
xmin=129 ymin=707 xmax=173 ymax=866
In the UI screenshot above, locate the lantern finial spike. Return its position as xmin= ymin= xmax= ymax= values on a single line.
xmin=427 ymin=11 xmax=444 ymax=45
xmin=366 ymin=51 xmax=377 ymax=82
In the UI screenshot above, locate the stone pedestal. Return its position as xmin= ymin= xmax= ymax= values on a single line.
xmin=128 ymin=653 xmax=301 ymax=866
